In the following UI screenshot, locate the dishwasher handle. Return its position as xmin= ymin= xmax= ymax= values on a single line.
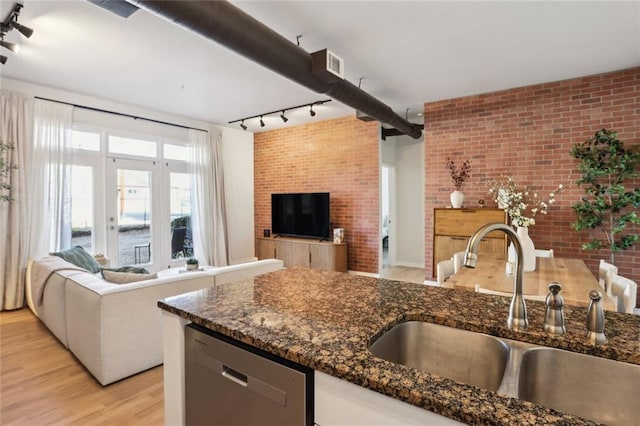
xmin=222 ymin=365 xmax=248 ymax=387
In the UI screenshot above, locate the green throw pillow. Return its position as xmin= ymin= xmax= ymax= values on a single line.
xmin=51 ymin=245 xmax=101 ymax=273
xmin=100 ymin=266 xmax=150 ymax=279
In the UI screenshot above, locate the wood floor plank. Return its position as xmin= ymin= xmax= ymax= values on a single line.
xmin=0 ymin=309 xmax=164 ymax=425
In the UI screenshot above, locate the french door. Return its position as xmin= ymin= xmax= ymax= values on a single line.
xmin=106 ymin=158 xmax=161 ymax=269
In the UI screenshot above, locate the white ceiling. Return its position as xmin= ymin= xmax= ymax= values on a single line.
xmin=1 ymin=1 xmax=639 ymax=133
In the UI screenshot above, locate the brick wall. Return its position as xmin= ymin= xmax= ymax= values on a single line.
xmin=424 ymin=68 xmax=640 ymax=307
xmin=254 ymin=116 xmax=380 ymax=273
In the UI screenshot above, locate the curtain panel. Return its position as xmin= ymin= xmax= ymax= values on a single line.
xmin=0 ymin=91 xmax=34 ymax=310
xmin=0 ymin=92 xmax=73 ymax=311
xmin=188 ymin=127 xmax=229 ymax=266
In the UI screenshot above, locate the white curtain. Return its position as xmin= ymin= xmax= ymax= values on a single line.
xmin=32 ymin=99 xmax=74 ymax=252
xmin=0 ymin=92 xmax=73 ymax=311
xmin=0 ymin=91 xmax=34 ymax=310
xmin=188 ymin=127 xmax=229 ymax=266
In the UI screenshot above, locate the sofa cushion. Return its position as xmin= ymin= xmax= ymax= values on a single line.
xmin=51 ymin=246 xmax=101 ymax=273
xmin=100 ymin=266 xmax=149 ymax=278
xmin=102 ymin=270 xmax=158 ymax=284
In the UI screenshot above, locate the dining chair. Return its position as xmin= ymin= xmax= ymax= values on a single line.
xmin=598 ymin=259 xmax=618 ymax=294
xmin=534 ymin=249 xmax=554 ymax=258
xmin=452 ymin=251 xmax=465 ymax=273
xmin=610 ymin=275 xmax=638 ymax=314
xmin=437 ymin=259 xmax=455 ymax=287
xmin=474 ymin=284 xmax=547 ymax=302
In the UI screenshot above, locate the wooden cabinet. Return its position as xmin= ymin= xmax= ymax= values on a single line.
xmin=256 ymin=237 xmax=347 ymax=273
xmin=433 ymin=208 xmax=507 ymax=276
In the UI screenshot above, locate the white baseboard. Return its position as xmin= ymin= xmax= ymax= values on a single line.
xmin=347 ymin=270 xmax=380 ymax=278
xmin=424 ymin=280 xmax=438 ymax=286
xmin=394 ymin=261 xmax=426 ymax=269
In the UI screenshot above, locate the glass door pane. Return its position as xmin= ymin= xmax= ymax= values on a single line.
xmin=170 ymin=172 xmax=192 ymax=259
xmin=70 ymin=165 xmax=94 ymax=252
xmin=106 ymin=159 xmax=157 ymax=268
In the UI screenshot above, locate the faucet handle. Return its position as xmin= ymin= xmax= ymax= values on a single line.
xmin=544 ymin=282 xmax=565 ymax=335
xmin=586 ymin=290 xmax=607 ymax=345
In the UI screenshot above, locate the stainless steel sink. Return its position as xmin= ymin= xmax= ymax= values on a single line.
xmin=370 ymin=321 xmax=640 ymax=424
xmin=517 ymin=347 xmax=640 ymax=425
xmin=369 ymin=321 xmax=510 ymax=391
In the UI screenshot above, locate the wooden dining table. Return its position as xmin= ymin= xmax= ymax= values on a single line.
xmin=447 ymin=254 xmax=616 ymax=311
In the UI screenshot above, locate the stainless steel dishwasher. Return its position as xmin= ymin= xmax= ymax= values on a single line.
xmin=185 ymin=324 xmax=314 ymax=426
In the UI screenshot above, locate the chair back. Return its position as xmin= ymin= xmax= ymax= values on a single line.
xmin=452 ymin=251 xmax=465 ymax=273
xmin=598 ymin=259 xmax=618 ymax=294
xmin=171 ymin=227 xmax=188 ymax=256
xmin=534 ymin=249 xmax=554 ymax=258
xmin=611 ymin=275 xmax=638 ymax=314
xmin=437 ymin=259 xmax=455 ymax=287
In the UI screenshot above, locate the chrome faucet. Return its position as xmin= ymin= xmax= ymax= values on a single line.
xmin=464 ymin=223 xmax=528 ymax=331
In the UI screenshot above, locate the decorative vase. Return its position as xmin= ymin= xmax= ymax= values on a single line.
xmin=186 ymin=263 xmax=199 ymax=271
xmin=450 ymin=190 xmax=464 ymax=208
xmin=516 ymin=226 xmax=536 ymax=272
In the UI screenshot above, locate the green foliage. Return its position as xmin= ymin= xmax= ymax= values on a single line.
xmin=570 ymin=129 xmax=640 ymax=262
xmin=0 ymin=137 xmax=18 ymax=202
xmin=186 ymin=257 xmax=199 ymax=265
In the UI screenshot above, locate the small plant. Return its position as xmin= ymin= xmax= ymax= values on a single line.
xmin=186 ymin=257 xmax=198 ymax=265
xmin=570 ymin=129 xmax=640 ymax=263
xmin=445 ymin=157 xmax=471 ymax=190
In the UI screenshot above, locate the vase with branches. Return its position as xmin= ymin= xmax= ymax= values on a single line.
xmin=446 ymin=158 xmax=471 ymax=208
xmin=570 ymin=129 xmax=640 ymax=263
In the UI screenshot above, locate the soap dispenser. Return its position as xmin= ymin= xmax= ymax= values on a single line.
xmin=544 ymin=282 xmax=566 ymax=335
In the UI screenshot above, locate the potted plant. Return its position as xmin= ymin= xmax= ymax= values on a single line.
xmin=445 ymin=157 xmax=471 ymax=208
xmin=185 ymin=257 xmax=199 ymax=271
xmin=570 ymin=129 xmax=640 ymax=263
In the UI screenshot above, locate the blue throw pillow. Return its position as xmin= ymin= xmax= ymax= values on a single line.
xmin=51 ymin=245 xmax=101 ymax=273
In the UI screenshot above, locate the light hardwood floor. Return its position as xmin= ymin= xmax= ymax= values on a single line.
xmin=0 ymin=309 xmax=164 ymax=425
xmin=379 ymin=265 xmax=427 ymax=284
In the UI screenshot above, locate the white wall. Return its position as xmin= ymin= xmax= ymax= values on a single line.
xmin=2 ymin=78 xmax=256 ymax=264
xmin=221 ymin=126 xmax=255 ymax=264
xmin=381 ymin=134 xmax=425 ymax=268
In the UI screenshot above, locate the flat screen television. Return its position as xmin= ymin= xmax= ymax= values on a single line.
xmin=271 ymin=192 xmax=330 ymax=240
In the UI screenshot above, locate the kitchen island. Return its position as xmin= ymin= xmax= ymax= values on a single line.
xmin=158 ymin=267 xmax=640 ymax=425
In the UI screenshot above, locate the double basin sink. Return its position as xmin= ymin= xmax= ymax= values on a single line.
xmin=369 ymin=321 xmax=640 ymax=425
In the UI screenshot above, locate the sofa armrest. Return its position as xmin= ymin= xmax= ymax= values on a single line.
xmin=211 ymin=259 xmax=284 ymax=285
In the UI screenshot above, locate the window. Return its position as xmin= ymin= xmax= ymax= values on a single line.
xmin=109 ymin=135 xmax=157 ymax=158
xmin=71 ymin=130 xmax=100 ymax=151
xmin=70 ymin=165 xmax=94 ymax=252
xmin=164 ymin=143 xmax=189 ymax=161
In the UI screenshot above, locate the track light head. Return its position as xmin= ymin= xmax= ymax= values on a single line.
xmin=0 ymin=55 xmax=6 ymax=65
xmin=259 ymin=116 xmax=265 ymax=128
xmin=280 ymin=111 xmax=288 ymax=123
xmin=0 ymin=38 xmax=18 ymax=53
xmin=240 ymin=120 xmax=247 ymax=131
xmin=309 ymin=105 xmax=316 ymax=117
xmin=11 ymin=21 xmax=33 ymax=39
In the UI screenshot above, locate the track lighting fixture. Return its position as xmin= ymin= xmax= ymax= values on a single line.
xmin=0 ymin=3 xmax=33 ymax=64
xmin=228 ymin=99 xmax=331 ymax=130
xmin=0 ymin=37 xmax=18 ymax=54
xmin=11 ymin=21 xmax=33 ymax=39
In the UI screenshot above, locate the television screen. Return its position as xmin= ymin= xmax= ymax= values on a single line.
xmin=271 ymin=193 xmax=330 ymax=239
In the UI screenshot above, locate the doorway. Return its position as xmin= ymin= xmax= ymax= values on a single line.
xmin=381 ymin=164 xmax=396 ymax=269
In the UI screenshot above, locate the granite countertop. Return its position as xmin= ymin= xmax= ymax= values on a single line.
xmin=158 ymin=267 xmax=640 ymax=425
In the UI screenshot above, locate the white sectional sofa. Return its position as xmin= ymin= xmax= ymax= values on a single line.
xmin=25 ymin=257 xmax=284 ymax=385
